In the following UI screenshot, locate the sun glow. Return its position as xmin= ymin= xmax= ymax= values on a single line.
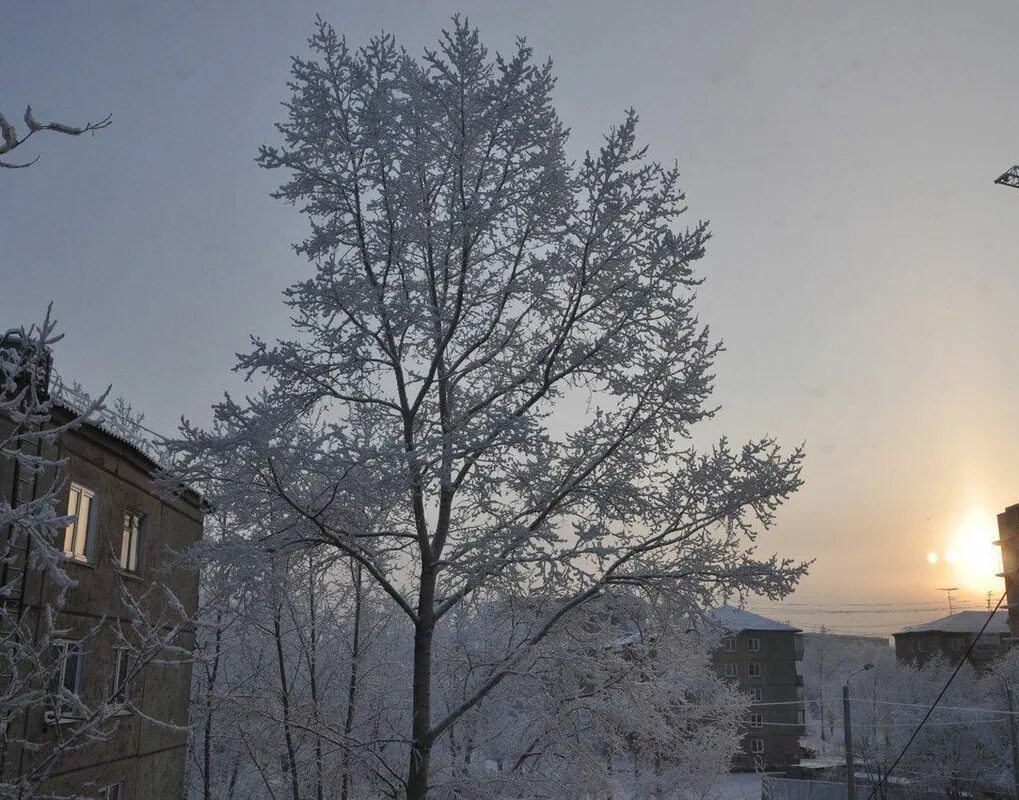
xmin=944 ymin=508 xmax=1001 ymax=593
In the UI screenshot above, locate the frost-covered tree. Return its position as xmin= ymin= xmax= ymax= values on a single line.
xmin=801 ymin=643 xmax=1016 ymax=795
xmin=169 ymin=18 xmax=808 ymax=798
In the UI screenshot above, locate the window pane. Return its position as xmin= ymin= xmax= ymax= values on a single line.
xmin=74 ymin=492 xmax=92 ymax=556
xmin=64 ymin=487 xmax=80 ymax=553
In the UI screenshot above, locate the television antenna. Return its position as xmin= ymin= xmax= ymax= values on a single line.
xmin=995 ymin=166 xmax=1019 ymax=189
xmin=936 ymin=587 xmax=959 ymax=615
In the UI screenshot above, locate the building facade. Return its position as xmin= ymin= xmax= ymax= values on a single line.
xmin=711 ymin=606 xmax=805 ymax=770
xmin=0 ymin=401 xmax=202 ymax=798
xmin=997 ymin=502 xmax=1019 ymax=644
xmin=892 ymin=611 xmax=1010 ymax=667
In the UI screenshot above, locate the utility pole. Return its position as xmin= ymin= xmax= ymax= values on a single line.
xmin=844 ymin=664 xmax=874 ymax=800
xmin=936 ymin=587 xmax=959 ymax=615
xmin=843 ymin=685 xmax=857 ymax=800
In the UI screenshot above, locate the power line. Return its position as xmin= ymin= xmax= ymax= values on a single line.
xmin=865 ymin=590 xmax=1008 ymax=800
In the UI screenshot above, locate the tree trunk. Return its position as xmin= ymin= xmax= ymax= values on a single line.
xmin=405 ymin=570 xmax=436 ymax=800
xmin=273 ymin=595 xmax=301 ymax=800
xmin=307 ymin=556 xmax=324 ymax=800
xmin=339 ymin=562 xmax=363 ymax=800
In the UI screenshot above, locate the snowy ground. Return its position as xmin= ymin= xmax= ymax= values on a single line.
xmin=710 ymin=773 xmax=762 ymax=799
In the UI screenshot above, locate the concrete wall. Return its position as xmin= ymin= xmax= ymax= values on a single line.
xmin=713 ymin=629 xmax=805 ymax=769
xmin=1 ymin=409 xmax=202 ymax=798
xmin=893 ymin=630 xmax=1009 ymax=667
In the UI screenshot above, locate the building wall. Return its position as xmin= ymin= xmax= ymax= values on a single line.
xmin=713 ymin=629 xmax=804 ymax=769
xmin=998 ymin=503 xmax=1019 ymax=643
xmin=893 ymin=631 xmax=1009 ymax=667
xmin=0 ymin=410 xmax=202 ymax=798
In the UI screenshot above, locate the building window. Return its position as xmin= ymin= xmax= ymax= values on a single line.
xmin=98 ymin=784 xmax=123 ymax=800
xmin=917 ymin=640 xmax=927 ymax=654
xmin=724 ymin=637 xmax=737 ymax=652
xmin=949 ymin=637 xmax=963 ymax=652
xmin=747 ymin=637 xmax=761 ymax=652
xmin=49 ymin=640 xmax=84 ymax=720
xmin=750 ymin=738 xmax=765 ymax=754
xmin=748 ymin=663 xmax=762 ymax=678
xmin=110 ymin=649 xmax=134 ymax=705
xmin=724 ymin=662 xmax=738 ymax=679
xmin=63 ymin=483 xmax=96 ymax=562
xmin=749 ymin=688 xmax=762 ymax=702
xmin=749 ymin=713 xmax=763 ymax=728
xmin=119 ymin=511 xmax=144 ymax=573
xmin=797 ymin=708 xmax=806 ymax=725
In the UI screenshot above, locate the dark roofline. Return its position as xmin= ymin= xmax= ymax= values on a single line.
xmin=50 ymin=404 xmax=202 ymax=511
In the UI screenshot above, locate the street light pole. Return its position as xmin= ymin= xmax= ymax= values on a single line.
xmin=844 ymin=664 xmax=874 ymax=800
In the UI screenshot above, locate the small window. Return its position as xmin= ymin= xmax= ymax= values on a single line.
xmin=724 ymin=662 xmax=738 ymax=678
xmin=751 ymin=738 xmax=765 ymax=754
xmin=797 ymin=709 xmax=806 ymax=725
xmin=747 ymin=637 xmax=761 ymax=652
xmin=724 ymin=637 xmax=737 ymax=652
xmin=50 ymin=640 xmax=84 ymax=720
xmin=110 ymin=649 xmax=134 ymax=705
xmin=749 ymin=688 xmax=762 ymax=702
xmin=950 ymin=637 xmax=963 ymax=652
xmin=63 ymin=484 xmax=96 ymax=562
xmin=119 ymin=511 xmax=144 ymax=573
xmin=748 ymin=663 xmax=762 ymax=678
xmin=749 ymin=713 xmax=763 ymax=728
xmin=98 ymin=784 xmax=123 ymax=800
xmin=917 ymin=640 xmax=927 ymax=654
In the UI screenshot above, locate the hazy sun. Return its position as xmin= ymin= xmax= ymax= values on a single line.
xmin=944 ymin=508 xmax=1002 ymax=593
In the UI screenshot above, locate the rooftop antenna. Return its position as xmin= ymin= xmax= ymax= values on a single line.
xmin=995 ymin=166 xmax=1019 ymax=189
xmin=937 ymin=587 xmax=959 ymax=615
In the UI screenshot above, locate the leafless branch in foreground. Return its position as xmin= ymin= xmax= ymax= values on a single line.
xmin=0 ymin=105 xmax=112 ymax=169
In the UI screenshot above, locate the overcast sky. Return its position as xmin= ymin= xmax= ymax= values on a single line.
xmin=5 ymin=0 xmax=1019 ymax=635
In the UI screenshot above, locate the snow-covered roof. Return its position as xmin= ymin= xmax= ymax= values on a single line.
xmin=710 ymin=605 xmax=801 ymax=633
xmin=894 ymin=611 xmax=1010 ymax=636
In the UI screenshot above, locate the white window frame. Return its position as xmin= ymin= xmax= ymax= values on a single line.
xmin=724 ymin=637 xmax=737 ymax=652
xmin=749 ymin=712 xmax=763 ymax=728
xmin=110 ymin=648 xmax=134 ymax=707
xmin=747 ymin=637 xmax=761 ymax=652
xmin=750 ymin=738 xmax=765 ymax=754
xmin=48 ymin=639 xmax=84 ymax=723
xmin=748 ymin=662 xmax=762 ymax=678
xmin=749 ymin=688 xmax=762 ymax=702
xmin=724 ymin=662 xmax=738 ymax=679
xmin=63 ymin=483 xmax=97 ymax=563
xmin=98 ymin=783 xmax=123 ymax=800
xmin=119 ymin=510 xmax=144 ymax=574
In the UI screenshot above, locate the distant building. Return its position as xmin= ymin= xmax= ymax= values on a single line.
xmin=711 ymin=606 xmax=805 ymax=770
xmin=0 ymin=362 xmax=202 ymax=797
xmin=997 ymin=503 xmax=1019 ymax=643
xmin=892 ymin=611 xmax=1010 ymax=666
xmin=800 ymin=632 xmax=888 ymax=649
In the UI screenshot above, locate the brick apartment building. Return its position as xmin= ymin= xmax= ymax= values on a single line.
xmin=0 ymin=373 xmax=202 ymax=796
xmin=711 ymin=606 xmax=805 ymax=769
xmin=892 ymin=611 xmax=1010 ymax=666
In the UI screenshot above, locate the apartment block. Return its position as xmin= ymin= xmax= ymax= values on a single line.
xmin=711 ymin=606 xmax=805 ymax=770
